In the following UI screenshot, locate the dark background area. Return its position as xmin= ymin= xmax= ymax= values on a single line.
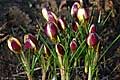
xmin=0 ymin=0 xmax=120 ymax=79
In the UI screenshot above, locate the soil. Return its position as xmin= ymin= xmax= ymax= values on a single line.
xmin=0 ymin=0 xmax=120 ymax=80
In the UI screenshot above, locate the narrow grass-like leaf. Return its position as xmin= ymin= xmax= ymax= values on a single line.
xmin=99 ymin=34 xmax=120 ymax=62
xmin=101 ymin=10 xmax=112 ymax=25
xmin=31 ymin=45 xmax=43 ymax=75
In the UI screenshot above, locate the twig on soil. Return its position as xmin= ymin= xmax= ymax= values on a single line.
xmin=0 ymin=34 xmax=9 ymax=43
xmin=12 ymin=67 xmax=42 ymax=77
xmin=109 ymin=64 xmax=120 ymax=76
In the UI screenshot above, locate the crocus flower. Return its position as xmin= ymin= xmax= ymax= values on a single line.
xmin=44 ymin=22 xmax=58 ymax=41
xmin=43 ymin=45 xmax=50 ymax=57
xmin=42 ymin=8 xmax=58 ymax=23
xmin=70 ymin=38 xmax=77 ymax=53
xmin=71 ymin=2 xmax=81 ymax=18
xmin=72 ymin=21 xmax=79 ymax=32
xmin=89 ymin=24 xmax=96 ymax=33
xmin=55 ymin=43 xmax=65 ymax=56
xmin=7 ymin=37 xmax=22 ymax=54
xmin=77 ymin=8 xmax=89 ymax=22
xmin=57 ymin=17 xmax=66 ymax=31
xmin=24 ymin=33 xmax=38 ymax=51
xmin=87 ymin=33 xmax=98 ymax=47
xmin=79 ymin=0 xmax=84 ymax=7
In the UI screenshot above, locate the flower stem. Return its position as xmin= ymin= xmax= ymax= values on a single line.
xmin=66 ymin=70 xmax=69 ymax=80
xmin=60 ymin=66 xmax=65 ymax=80
xmin=58 ymin=55 xmax=65 ymax=80
xmin=42 ymin=69 xmax=46 ymax=80
xmin=85 ymin=61 xmax=88 ymax=73
xmin=20 ymin=52 xmax=33 ymax=80
xmin=27 ymin=74 xmax=33 ymax=80
xmin=85 ymin=53 xmax=88 ymax=73
xmin=88 ymin=66 xmax=92 ymax=80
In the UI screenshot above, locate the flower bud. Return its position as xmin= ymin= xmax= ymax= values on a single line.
xmin=87 ymin=33 xmax=98 ymax=47
xmin=77 ymin=8 xmax=89 ymax=22
xmin=71 ymin=2 xmax=81 ymax=18
xmin=42 ymin=8 xmax=57 ymax=23
xmin=57 ymin=17 xmax=66 ymax=31
xmin=48 ymin=11 xmax=58 ymax=23
xmin=24 ymin=33 xmax=38 ymax=51
xmin=7 ymin=37 xmax=22 ymax=54
xmin=42 ymin=8 xmax=48 ymax=20
xmin=44 ymin=22 xmax=58 ymax=41
xmin=55 ymin=43 xmax=65 ymax=56
xmin=72 ymin=21 xmax=79 ymax=32
xmin=70 ymin=38 xmax=77 ymax=53
xmin=43 ymin=45 xmax=50 ymax=57
xmin=89 ymin=24 xmax=96 ymax=33
xmin=79 ymin=0 xmax=84 ymax=7
xmin=79 ymin=0 xmax=90 ymax=7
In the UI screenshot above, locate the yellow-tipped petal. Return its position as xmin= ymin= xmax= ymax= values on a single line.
xmin=77 ymin=8 xmax=89 ymax=22
xmin=42 ymin=8 xmax=49 ymax=21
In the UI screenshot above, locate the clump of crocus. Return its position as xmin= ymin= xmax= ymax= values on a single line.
xmin=44 ymin=22 xmax=58 ymax=42
xmin=71 ymin=2 xmax=81 ymax=18
xmin=7 ymin=35 xmax=35 ymax=80
xmin=72 ymin=21 xmax=79 ymax=32
xmin=77 ymin=8 xmax=89 ymax=22
xmin=57 ymin=17 xmax=67 ymax=31
xmin=42 ymin=7 xmax=58 ymax=23
xmin=55 ymin=43 xmax=65 ymax=56
xmin=70 ymin=38 xmax=77 ymax=53
xmin=89 ymin=24 xmax=96 ymax=33
xmin=7 ymin=37 xmax=22 ymax=54
xmin=87 ymin=33 xmax=98 ymax=47
xmin=24 ymin=33 xmax=38 ymax=52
